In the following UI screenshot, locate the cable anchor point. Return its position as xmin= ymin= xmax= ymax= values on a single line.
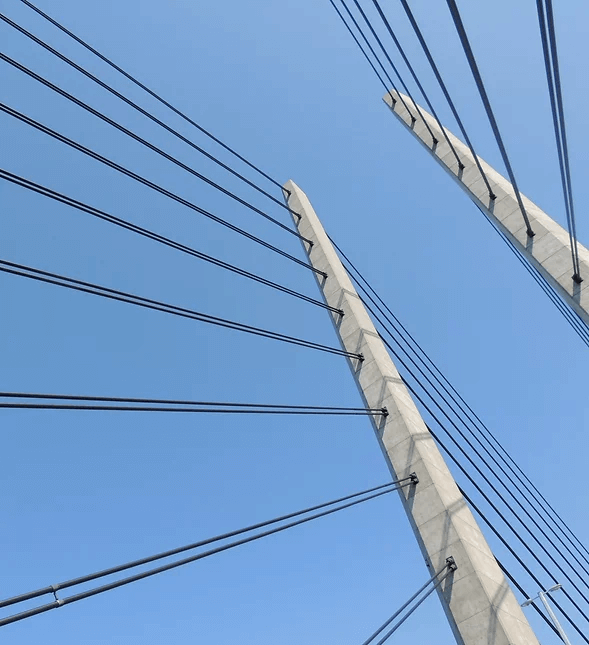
xmin=409 ymin=472 xmax=419 ymax=485
xmin=446 ymin=556 xmax=457 ymax=571
xmin=51 ymin=585 xmax=64 ymax=607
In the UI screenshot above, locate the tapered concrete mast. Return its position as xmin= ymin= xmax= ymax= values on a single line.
xmin=284 ymin=180 xmax=540 ymax=645
xmin=384 ymin=89 xmax=589 ymax=326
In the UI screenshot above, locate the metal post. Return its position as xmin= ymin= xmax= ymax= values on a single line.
xmin=538 ymin=591 xmax=573 ymax=645
xmin=284 ymin=180 xmax=540 ymax=645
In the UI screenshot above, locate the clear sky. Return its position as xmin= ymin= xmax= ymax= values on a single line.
xmin=1 ymin=0 xmax=588 ymax=643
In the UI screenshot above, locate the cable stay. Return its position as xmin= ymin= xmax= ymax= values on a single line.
xmin=372 ymin=319 xmax=589 ymax=625
xmin=0 ymin=168 xmax=339 ymax=314
xmin=463 ymin=490 xmax=589 ymax=645
xmin=0 ymin=102 xmax=323 ymax=276
xmin=328 ymin=0 xmax=401 ymax=112
xmin=361 ymin=559 xmax=456 ymax=645
xmin=396 ymin=0 xmax=496 ymax=200
xmin=0 ymin=16 xmax=302 ymax=222
xmin=359 ymin=284 xmax=589 ymax=608
xmin=336 ymin=0 xmax=417 ymax=123
xmin=0 ymin=479 xmax=415 ymax=627
xmin=475 ymin=202 xmax=589 ymax=347
xmin=18 ymin=0 xmax=287 ymax=194
xmin=347 ymin=0 xmax=433 ymax=134
xmin=0 ymin=392 xmax=386 ymax=416
xmin=324 ymin=238 xmax=589 ymax=630
xmin=536 ymin=0 xmax=582 ymax=283
xmin=331 ymin=234 xmax=589 ymax=576
xmin=496 ymin=559 xmax=562 ymax=640
xmin=424 ymin=417 xmax=589 ymax=637
xmin=0 ymin=52 xmax=303 ymax=241
xmin=361 ymin=279 xmax=589 ymax=589
xmin=0 ymin=258 xmax=360 ymax=360
xmin=367 ymin=0 xmax=464 ymax=170
xmin=445 ymin=0 xmax=534 ymax=237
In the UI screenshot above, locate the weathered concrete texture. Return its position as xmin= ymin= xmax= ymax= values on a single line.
xmin=284 ymin=180 xmax=540 ymax=645
xmin=383 ymin=90 xmax=589 ymax=326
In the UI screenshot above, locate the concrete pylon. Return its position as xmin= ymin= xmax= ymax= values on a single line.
xmin=384 ymin=89 xmax=589 ymax=326
xmin=284 ymin=180 xmax=540 ymax=645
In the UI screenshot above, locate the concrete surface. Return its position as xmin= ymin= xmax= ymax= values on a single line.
xmin=284 ymin=180 xmax=541 ymax=645
xmin=383 ymin=89 xmax=589 ymax=327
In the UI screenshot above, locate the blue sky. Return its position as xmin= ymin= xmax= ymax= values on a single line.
xmin=1 ymin=0 xmax=588 ymax=643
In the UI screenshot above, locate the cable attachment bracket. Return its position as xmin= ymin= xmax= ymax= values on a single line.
xmin=445 ymin=556 xmax=457 ymax=572
xmin=51 ymin=585 xmax=64 ymax=607
xmin=409 ymin=472 xmax=419 ymax=486
xmin=380 ymin=407 xmax=389 ymax=418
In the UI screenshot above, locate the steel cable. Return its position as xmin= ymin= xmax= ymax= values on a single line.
xmin=463 ymin=491 xmax=589 ymax=645
xmin=496 ymin=559 xmax=561 ymax=639
xmin=329 ymin=0 xmax=401 ymax=112
xmin=370 ymin=567 xmax=455 ymax=645
xmin=0 ymin=168 xmax=339 ymax=313
xmin=361 ymin=562 xmax=453 ymax=645
xmin=0 ymin=481 xmax=412 ymax=627
xmin=0 ymin=393 xmax=385 ymax=416
xmin=321 ymin=240 xmax=589 ymax=626
xmin=331 ymin=234 xmax=589 ymax=573
xmin=347 ymin=0 xmax=431 ymax=131
xmin=368 ymin=0 xmax=464 ymax=170
xmin=0 ymin=13 xmax=300 ymax=221
xmin=0 ymin=51 xmax=304 ymax=241
xmin=327 ymin=0 xmax=393 ymax=101
xmin=0 ymin=102 xmax=324 ymax=277
xmin=445 ymin=0 xmax=534 ymax=237
xmin=0 ymin=258 xmax=360 ymax=360
xmin=396 ymin=0 xmax=496 ymax=199
xmin=18 ymin=0 xmax=286 ymax=193
xmin=536 ymin=0 xmax=582 ymax=282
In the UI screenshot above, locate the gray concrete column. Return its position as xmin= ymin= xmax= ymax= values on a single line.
xmin=284 ymin=180 xmax=540 ymax=645
xmin=383 ymin=89 xmax=589 ymax=326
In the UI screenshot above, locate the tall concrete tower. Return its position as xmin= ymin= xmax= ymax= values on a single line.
xmin=284 ymin=180 xmax=541 ymax=645
xmin=384 ymin=89 xmax=589 ymax=325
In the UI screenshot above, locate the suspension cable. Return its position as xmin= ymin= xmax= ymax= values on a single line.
xmin=328 ymin=0 xmax=400 ymax=111
xmin=423 ymin=415 xmax=589 ymax=633
xmin=326 ymin=238 xmax=589 ymax=618
xmin=347 ymin=0 xmax=431 ymax=131
xmin=361 ymin=561 xmax=454 ymax=645
xmin=331 ymin=225 xmax=589 ymax=578
xmin=0 ymin=52 xmax=303 ymax=241
xmin=368 ymin=564 xmax=455 ymax=645
xmin=535 ymin=0 xmax=582 ymax=282
xmin=18 ymin=0 xmax=287 ymax=193
xmin=0 ymin=102 xmax=323 ymax=277
xmin=475 ymin=202 xmax=589 ymax=347
xmin=463 ymin=490 xmax=589 ymax=645
xmin=0 ymin=12 xmax=300 ymax=220
xmin=348 ymin=256 xmax=589 ymax=585
xmin=0 ymin=258 xmax=360 ymax=360
xmin=377 ymin=322 xmax=589 ymax=618
xmin=332 ymin=235 xmax=589 ymax=579
xmin=396 ymin=0 xmax=496 ymax=199
xmin=496 ymin=558 xmax=562 ymax=639
xmin=0 ymin=393 xmax=385 ymax=416
xmin=0 ymin=481 xmax=411 ymax=627
xmin=445 ymin=0 xmax=534 ymax=237
xmin=0 ymin=168 xmax=339 ymax=314
xmin=368 ymin=0 xmax=464 ymax=170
